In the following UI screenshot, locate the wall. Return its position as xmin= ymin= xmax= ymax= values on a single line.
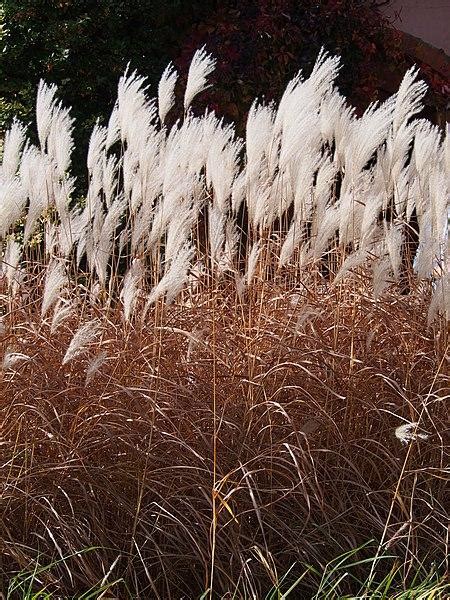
xmin=382 ymin=0 xmax=450 ymax=55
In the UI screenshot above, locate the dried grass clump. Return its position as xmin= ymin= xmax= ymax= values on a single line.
xmin=1 ymin=48 xmax=448 ymax=598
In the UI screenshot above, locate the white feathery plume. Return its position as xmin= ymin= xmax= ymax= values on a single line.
xmin=165 ymin=198 xmax=198 ymax=264
xmin=117 ymin=68 xmax=148 ymax=137
xmin=411 ymin=121 xmax=442 ymax=194
xmin=158 ymin=62 xmax=178 ymax=125
xmin=231 ymin=169 xmax=246 ymax=215
xmin=308 ymin=49 xmax=341 ymax=95
xmin=406 ymin=175 xmax=420 ymax=224
xmin=148 ymin=169 xmax=198 ymax=253
xmin=380 ymin=120 xmax=418 ymax=205
xmin=361 ymin=192 xmax=383 ymax=245
xmin=206 ymin=136 xmax=242 ymax=213
xmin=427 ymin=274 xmax=449 ymax=326
xmin=106 ymin=103 xmax=120 ymax=149
xmin=2 ymin=238 xmax=22 ymax=290
xmin=47 ymin=103 xmax=74 ymax=177
xmin=337 ymin=184 xmax=356 ymax=246
xmin=429 ymin=169 xmax=448 ymax=244
xmin=147 ymin=243 xmax=194 ymax=305
xmin=372 ymin=254 xmax=392 ymax=300
xmin=292 ymin=149 xmax=322 ymax=223
xmin=273 ymin=72 xmax=318 ymax=166
xmin=279 ymin=112 xmax=320 ymax=174
xmin=273 ymin=52 xmax=340 ymax=163
xmin=326 ymin=97 xmax=355 ymax=171
xmin=245 ymin=241 xmax=261 ymax=285
xmin=259 ymin=178 xmax=282 ymax=231
xmin=41 ymin=259 xmax=68 ymax=317
xmin=120 ymin=258 xmax=145 ymax=321
xmin=186 ymin=111 xmax=220 ymax=176
xmin=36 ymin=80 xmax=58 ymax=150
xmin=338 ymin=171 xmax=370 ymax=247
xmin=164 ymin=242 xmax=195 ymax=305
xmin=103 ymin=154 xmax=120 ymax=209
xmin=118 ymin=227 xmax=130 ymax=256
xmin=218 ymin=217 xmax=239 ymax=273
xmin=87 ymin=123 xmax=107 ymax=176
xmin=0 ymin=179 xmax=26 ymax=238
xmin=3 ymin=350 xmax=31 ymax=371
xmin=138 ymin=128 xmax=164 ymax=185
xmin=279 ymin=218 xmax=304 ymax=267
xmin=208 ymin=203 xmax=226 ymax=268
xmin=146 ymin=202 xmax=168 ymax=255
xmin=86 ymin=167 xmax=103 ymax=217
xmin=312 ymin=204 xmax=340 ymax=260
xmin=52 ymin=178 xmax=76 ymax=255
xmin=123 ymin=148 xmax=140 ymax=209
xmin=44 ymin=221 xmax=58 ymax=258
xmin=333 ymin=249 xmax=369 ymax=285
xmin=163 ymin=115 xmax=204 ymax=187
xmin=271 ymin=70 xmax=303 ymax=144
xmin=319 ymin=88 xmax=350 ymax=147
xmin=1 ymin=119 xmax=27 ymax=179
xmin=343 ymin=97 xmax=395 ymax=180
xmin=71 ymin=206 xmax=90 ymax=265
xmin=313 ymin=155 xmax=337 ymax=221
xmin=50 ymin=298 xmax=74 ymax=334
xmin=62 ymin=319 xmax=102 ymax=365
xmin=391 ymin=163 xmax=412 ymax=218
xmin=93 ymin=195 xmax=126 ymax=287
xmin=126 ymin=101 xmax=158 ymax=159
xmin=395 ymin=422 xmax=429 ymax=445
xmin=85 ymin=351 xmax=108 ymax=385
xmin=116 ymin=68 xmax=156 ymax=148
xmin=54 ymin=174 xmax=75 ymax=220
xmin=130 ymin=196 xmax=157 ymax=255
xmin=203 ymin=113 xmax=235 ymax=152
xmin=246 ymin=101 xmax=275 ymax=162
xmin=392 ymin=67 xmax=427 ymax=135
xmin=79 ymin=222 xmax=93 ymax=269
xmin=58 ymin=204 xmax=87 ymax=258
xmin=384 ymin=223 xmax=404 ymax=281
xmin=77 ymin=176 xmax=103 ymax=265
xmin=414 ymin=214 xmax=434 ymax=279
xmin=274 ymin=58 xmax=325 ymax=173
xmin=184 ymin=46 xmax=216 ymax=111
xmin=250 ymin=182 xmax=271 ymax=232
xmin=20 ymin=147 xmax=51 ymax=242
xmin=245 ymin=101 xmax=275 ymax=184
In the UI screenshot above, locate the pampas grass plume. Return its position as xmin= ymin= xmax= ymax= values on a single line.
xmin=158 ymin=62 xmax=178 ymax=124
xmin=184 ymin=46 xmax=216 ymax=111
xmin=62 ymin=319 xmax=102 ymax=365
xmin=41 ymin=259 xmax=68 ymax=317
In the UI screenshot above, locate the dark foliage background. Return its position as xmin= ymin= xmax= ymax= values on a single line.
xmin=1 ymin=0 xmax=447 ymax=175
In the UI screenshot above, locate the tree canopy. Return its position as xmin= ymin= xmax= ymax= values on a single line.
xmin=1 ymin=0 xmax=445 ymax=147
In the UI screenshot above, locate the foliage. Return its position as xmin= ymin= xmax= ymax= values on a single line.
xmin=176 ymin=0 xmax=407 ymax=125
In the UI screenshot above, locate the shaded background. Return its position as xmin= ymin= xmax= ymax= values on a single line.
xmin=382 ymin=0 xmax=450 ymax=55
xmin=1 ymin=0 xmax=449 ymax=180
